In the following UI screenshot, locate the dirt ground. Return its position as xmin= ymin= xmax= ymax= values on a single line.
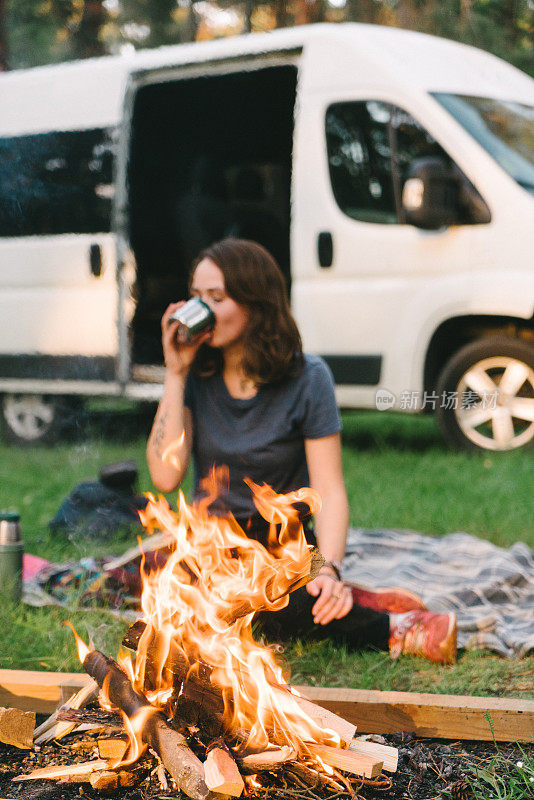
xmin=2 ymin=726 xmax=533 ymax=800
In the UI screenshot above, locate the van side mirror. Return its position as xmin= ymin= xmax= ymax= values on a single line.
xmin=402 ymin=157 xmax=460 ymax=229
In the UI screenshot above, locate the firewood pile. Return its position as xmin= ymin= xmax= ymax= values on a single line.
xmin=9 ymin=656 xmax=397 ymax=797
xmin=8 ymin=480 xmax=400 ymax=796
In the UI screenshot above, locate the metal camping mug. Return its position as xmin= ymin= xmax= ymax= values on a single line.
xmin=168 ymin=297 xmax=216 ymax=344
xmin=0 ymin=511 xmax=24 ymax=603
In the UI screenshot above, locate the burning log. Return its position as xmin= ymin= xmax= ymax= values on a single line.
xmin=225 ymin=548 xmax=324 ymax=624
xmin=123 ymin=547 xmax=324 ymax=688
xmin=82 ymin=649 xmax=213 ymax=800
xmin=57 ymin=706 xmax=123 ymax=729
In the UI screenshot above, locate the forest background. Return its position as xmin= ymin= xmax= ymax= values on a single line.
xmin=0 ymin=0 xmax=532 ymax=77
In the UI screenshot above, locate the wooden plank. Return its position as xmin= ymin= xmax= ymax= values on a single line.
xmin=2 ymin=670 xmax=533 ymax=742
xmin=297 ymin=686 xmax=534 ymax=743
xmin=0 ymin=669 xmax=89 ymax=714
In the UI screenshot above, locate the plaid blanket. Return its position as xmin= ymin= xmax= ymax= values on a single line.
xmin=342 ymin=528 xmax=534 ymax=659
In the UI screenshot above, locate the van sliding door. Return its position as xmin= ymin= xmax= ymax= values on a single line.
xmin=0 ymin=127 xmax=119 ymax=386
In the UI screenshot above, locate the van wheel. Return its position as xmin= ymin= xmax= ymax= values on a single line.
xmin=435 ymin=337 xmax=534 ymax=452
xmin=0 ymin=393 xmax=76 ymax=446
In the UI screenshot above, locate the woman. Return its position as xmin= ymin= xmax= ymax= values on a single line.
xmin=147 ymin=239 xmax=456 ymax=664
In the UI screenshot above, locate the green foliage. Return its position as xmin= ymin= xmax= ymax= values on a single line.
xmin=462 ymin=745 xmax=534 ymax=799
xmin=5 ymin=0 xmax=76 ymax=68
xmin=0 ymin=406 xmax=533 ymax=697
xmin=116 ymin=0 xmax=193 ymax=48
xmin=0 ymin=597 xmax=128 ymax=671
xmin=3 ymin=0 xmax=533 ymax=78
xmin=283 ymin=639 xmax=534 ymax=699
xmin=341 ymin=411 xmax=534 ymax=548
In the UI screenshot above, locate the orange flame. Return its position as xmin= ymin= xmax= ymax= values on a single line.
xmin=132 ymin=468 xmax=338 ymax=755
xmin=113 ymin=707 xmax=154 ymax=767
xmin=64 ymin=621 xmax=91 ymax=663
xmin=162 ymin=431 xmax=186 ymax=472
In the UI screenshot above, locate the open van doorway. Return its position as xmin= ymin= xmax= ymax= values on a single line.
xmin=126 ymin=63 xmax=298 ymax=373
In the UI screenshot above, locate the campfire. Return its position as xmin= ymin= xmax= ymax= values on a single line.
xmin=13 ymin=471 xmax=396 ymax=796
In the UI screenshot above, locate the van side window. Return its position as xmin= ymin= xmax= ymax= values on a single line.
xmin=0 ymin=128 xmax=116 ymax=237
xmin=326 ymin=101 xmax=451 ymax=224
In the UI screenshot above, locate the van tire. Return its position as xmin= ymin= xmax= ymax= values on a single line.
xmin=0 ymin=393 xmax=81 ymax=446
xmin=435 ymin=337 xmax=534 ymax=452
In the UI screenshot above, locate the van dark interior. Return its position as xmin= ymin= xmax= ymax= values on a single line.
xmin=127 ymin=64 xmax=297 ymax=367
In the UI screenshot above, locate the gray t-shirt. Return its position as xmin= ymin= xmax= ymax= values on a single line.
xmin=184 ymin=354 xmax=341 ymax=527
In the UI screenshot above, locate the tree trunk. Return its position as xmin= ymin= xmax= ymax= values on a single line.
xmin=275 ymin=0 xmax=289 ymax=27
xmin=73 ymin=0 xmax=106 ymax=59
xmin=0 ymin=0 xmax=9 ymax=71
xmin=243 ymin=0 xmax=254 ymax=32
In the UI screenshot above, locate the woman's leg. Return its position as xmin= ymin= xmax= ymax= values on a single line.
xmin=256 ymin=585 xmax=390 ymax=651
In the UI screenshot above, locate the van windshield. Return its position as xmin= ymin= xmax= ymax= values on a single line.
xmin=432 ymin=93 xmax=534 ymax=197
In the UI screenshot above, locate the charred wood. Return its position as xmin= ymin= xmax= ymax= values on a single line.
xmin=56 ymin=707 xmax=123 ymax=727
xmin=83 ymin=649 xmax=214 ymax=800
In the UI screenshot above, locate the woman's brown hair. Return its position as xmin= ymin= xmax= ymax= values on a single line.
xmin=190 ymin=238 xmax=303 ymax=384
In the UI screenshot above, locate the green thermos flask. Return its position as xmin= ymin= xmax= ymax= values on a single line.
xmin=0 ymin=512 xmax=24 ymax=603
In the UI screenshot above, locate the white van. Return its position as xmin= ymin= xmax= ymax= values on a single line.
xmin=1 ymin=23 xmax=533 ymax=452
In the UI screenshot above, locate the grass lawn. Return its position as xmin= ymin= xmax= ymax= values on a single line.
xmin=1 ymin=402 xmax=533 ymax=700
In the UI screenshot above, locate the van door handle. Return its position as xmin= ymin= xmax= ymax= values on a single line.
xmin=89 ymin=244 xmax=102 ymax=277
xmin=318 ymin=232 xmax=333 ymax=268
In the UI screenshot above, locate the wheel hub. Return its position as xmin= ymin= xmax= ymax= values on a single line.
xmin=455 ymin=356 xmax=534 ymax=451
xmin=2 ymin=394 xmax=55 ymax=441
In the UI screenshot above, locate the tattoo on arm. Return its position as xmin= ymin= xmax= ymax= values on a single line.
xmin=151 ymin=409 xmax=168 ymax=459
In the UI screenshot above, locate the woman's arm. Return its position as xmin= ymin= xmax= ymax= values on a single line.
xmin=146 ymin=302 xmax=209 ymax=493
xmin=304 ymin=432 xmax=353 ymax=624
xmin=147 ymin=374 xmax=193 ymax=492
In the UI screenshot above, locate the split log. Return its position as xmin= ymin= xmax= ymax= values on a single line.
xmin=0 ymin=707 xmax=35 ymax=749
xmin=204 ymin=740 xmax=244 ymax=796
xmin=306 ymin=743 xmax=383 ymax=779
xmin=105 ymin=531 xmax=172 ymax=571
xmin=90 ymin=769 xmax=138 ymax=789
xmin=13 ymin=759 xmax=109 ymax=782
xmin=33 ymin=679 xmax=98 ymax=745
xmin=286 ymin=690 xmax=356 ymax=744
xmin=83 ymin=649 xmax=214 ymax=800
xmin=97 ymin=737 xmax=129 ymax=761
xmin=175 ymin=676 xmax=355 ymax=754
xmin=236 ymin=746 xmax=297 ymax=774
xmin=349 ymin=738 xmax=398 ymax=772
